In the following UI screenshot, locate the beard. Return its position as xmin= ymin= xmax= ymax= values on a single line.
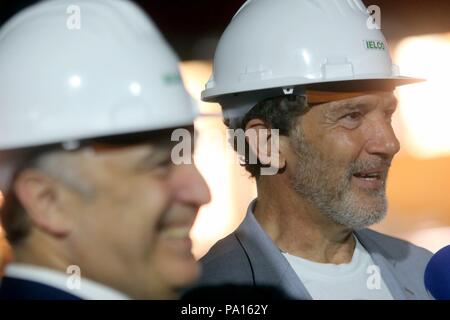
xmin=289 ymin=131 xmax=391 ymax=230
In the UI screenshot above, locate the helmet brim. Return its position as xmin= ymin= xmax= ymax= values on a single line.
xmin=202 ymin=76 xmax=425 ymax=103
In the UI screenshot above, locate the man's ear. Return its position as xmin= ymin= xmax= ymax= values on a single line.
xmin=13 ymin=169 xmax=72 ymax=238
xmin=244 ymin=119 xmax=287 ymax=173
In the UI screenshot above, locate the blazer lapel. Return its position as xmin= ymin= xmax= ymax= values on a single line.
xmin=235 ymin=202 xmax=312 ymax=300
xmin=355 ymin=230 xmax=416 ymax=300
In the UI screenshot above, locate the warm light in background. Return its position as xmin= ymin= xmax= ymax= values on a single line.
xmin=404 ymin=226 xmax=450 ymax=254
xmin=395 ymin=33 xmax=450 ymax=158
xmin=180 ymin=61 xmax=256 ymax=259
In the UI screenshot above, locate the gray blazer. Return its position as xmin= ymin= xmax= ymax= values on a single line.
xmin=197 ymin=200 xmax=433 ymax=300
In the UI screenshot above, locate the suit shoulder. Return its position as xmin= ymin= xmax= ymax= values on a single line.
xmin=197 ymin=232 xmax=253 ymax=286
xmin=0 ymin=277 xmax=81 ymax=300
xmin=200 ymin=232 xmax=250 ymax=268
xmin=359 ymin=228 xmax=433 ymax=262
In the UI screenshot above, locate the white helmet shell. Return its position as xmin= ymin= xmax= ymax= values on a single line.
xmin=0 ymin=0 xmax=196 ymax=151
xmin=202 ymin=0 xmax=421 ymax=108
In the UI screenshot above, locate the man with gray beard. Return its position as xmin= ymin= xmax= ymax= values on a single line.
xmin=195 ymin=0 xmax=433 ymax=300
xmin=289 ymin=99 xmax=391 ymax=230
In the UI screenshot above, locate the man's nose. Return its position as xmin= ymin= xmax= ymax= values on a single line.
xmin=365 ymin=119 xmax=401 ymax=158
xmin=173 ymin=164 xmax=211 ymax=207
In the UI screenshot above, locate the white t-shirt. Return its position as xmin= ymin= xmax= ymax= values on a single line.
xmin=282 ymin=236 xmax=394 ymax=300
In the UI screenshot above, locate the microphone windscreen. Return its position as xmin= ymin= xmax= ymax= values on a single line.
xmin=424 ymin=245 xmax=450 ymax=300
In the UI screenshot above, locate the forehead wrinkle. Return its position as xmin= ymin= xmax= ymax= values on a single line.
xmin=323 ymin=100 xmax=366 ymax=118
xmin=316 ymin=92 xmax=397 ymax=126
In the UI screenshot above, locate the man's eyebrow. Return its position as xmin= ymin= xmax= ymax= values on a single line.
xmin=326 ymin=101 xmax=368 ymax=115
xmin=326 ymin=94 xmax=399 ymax=114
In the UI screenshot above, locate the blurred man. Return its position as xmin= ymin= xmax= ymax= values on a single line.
xmin=0 ymin=0 xmax=210 ymax=299
xmin=197 ymin=0 xmax=432 ymax=299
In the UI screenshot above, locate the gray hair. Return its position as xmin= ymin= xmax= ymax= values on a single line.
xmin=224 ymin=94 xmax=310 ymax=178
xmin=0 ymin=148 xmax=92 ymax=245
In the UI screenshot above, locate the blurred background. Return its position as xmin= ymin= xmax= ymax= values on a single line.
xmin=1 ymin=0 xmax=450 ymax=270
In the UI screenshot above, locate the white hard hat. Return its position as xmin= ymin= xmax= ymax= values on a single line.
xmin=0 ymin=0 xmax=196 ymax=191
xmin=202 ymin=0 xmax=422 ymax=121
xmin=0 ymin=0 xmax=196 ymax=150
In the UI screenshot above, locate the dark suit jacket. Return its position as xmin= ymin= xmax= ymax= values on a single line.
xmin=0 ymin=276 xmax=81 ymax=300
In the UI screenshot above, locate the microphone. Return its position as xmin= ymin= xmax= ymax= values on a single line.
xmin=424 ymin=245 xmax=450 ymax=300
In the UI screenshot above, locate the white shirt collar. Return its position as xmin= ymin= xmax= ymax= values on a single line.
xmin=4 ymin=263 xmax=130 ymax=300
